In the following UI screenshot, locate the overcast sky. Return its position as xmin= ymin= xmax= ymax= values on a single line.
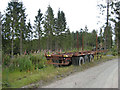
xmin=0 ymin=0 xmax=105 ymax=33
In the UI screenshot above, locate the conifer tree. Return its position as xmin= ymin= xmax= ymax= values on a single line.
xmin=34 ymin=9 xmax=43 ymax=50
xmin=44 ymin=5 xmax=55 ymax=50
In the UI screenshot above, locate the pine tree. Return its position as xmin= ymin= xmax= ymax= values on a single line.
xmin=112 ymin=1 xmax=120 ymax=53
xmin=99 ymin=28 xmax=103 ymax=47
xmin=2 ymin=11 xmax=11 ymax=54
xmin=5 ymin=1 xmax=20 ymax=57
xmin=44 ymin=5 xmax=55 ymax=50
xmin=34 ymin=9 xmax=43 ymax=50
xmin=104 ymin=24 xmax=112 ymax=49
xmin=27 ymin=20 xmax=33 ymax=41
xmin=19 ymin=2 xmax=27 ymax=55
xmin=26 ymin=20 xmax=33 ymax=51
xmin=83 ymin=25 xmax=88 ymax=49
xmin=55 ymin=9 xmax=67 ymax=50
xmin=91 ymin=30 xmax=97 ymax=48
xmin=65 ymin=27 xmax=72 ymax=50
xmin=97 ymin=0 xmax=113 ymax=49
xmin=2 ymin=1 xmax=27 ymax=57
xmin=0 ymin=12 xmax=2 ymax=52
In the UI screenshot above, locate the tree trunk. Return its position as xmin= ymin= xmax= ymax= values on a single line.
xmin=11 ymin=31 xmax=14 ymax=58
xmin=50 ymin=35 xmax=52 ymax=50
xmin=0 ymin=12 xmax=2 ymax=59
xmin=47 ymin=35 xmax=49 ymax=50
xmin=20 ymin=30 xmax=22 ymax=55
xmin=105 ymin=0 xmax=109 ymax=49
xmin=38 ymin=35 xmax=40 ymax=50
xmin=55 ymin=36 xmax=58 ymax=50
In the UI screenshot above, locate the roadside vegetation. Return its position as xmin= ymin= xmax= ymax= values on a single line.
xmin=0 ymin=65 xmax=2 ymax=89
xmin=2 ymin=49 xmax=118 ymax=88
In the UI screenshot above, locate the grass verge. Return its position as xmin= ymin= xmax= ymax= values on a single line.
xmin=2 ymin=55 xmax=118 ymax=88
xmin=0 ymin=65 xmax=2 ymax=89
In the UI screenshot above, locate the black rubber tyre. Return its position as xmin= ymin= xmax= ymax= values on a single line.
xmin=89 ymin=54 xmax=94 ymax=62
xmin=78 ymin=57 xmax=85 ymax=65
xmin=84 ymin=55 xmax=89 ymax=63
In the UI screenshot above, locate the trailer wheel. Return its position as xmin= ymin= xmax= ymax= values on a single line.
xmin=84 ymin=55 xmax=89 ymax=63
xmin=79 ymin=57 xmax=84 ymax=65
xmin=89 ymin=55 xmax=94 ymax=62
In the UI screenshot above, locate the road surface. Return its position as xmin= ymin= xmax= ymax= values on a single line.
xmin=42 ymin=59 xmax=118 ymax=88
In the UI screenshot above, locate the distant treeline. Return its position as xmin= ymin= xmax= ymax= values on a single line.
xmin=1 ymin=1 xmax=120 ymax=57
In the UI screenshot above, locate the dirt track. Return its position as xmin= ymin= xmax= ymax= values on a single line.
xmin=42 ymin=59 xmax=118 ymax=88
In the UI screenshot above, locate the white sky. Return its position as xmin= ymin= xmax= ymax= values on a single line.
xmin=0 ymin=0 xmax=105 ymax=33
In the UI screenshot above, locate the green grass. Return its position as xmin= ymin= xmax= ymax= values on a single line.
xmin=0 ymin=65 xmax=2 ymax=90
xmin=2 ymin=54 xmax=117 ymax=88
xmin=0 ymin=50 xmax=2 ymax=89
xmin=2 ymin=65 xmax=75 ymax=88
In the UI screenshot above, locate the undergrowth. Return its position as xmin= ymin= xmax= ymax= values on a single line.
xmin=2 ymin=52 xmax=118 ymax=88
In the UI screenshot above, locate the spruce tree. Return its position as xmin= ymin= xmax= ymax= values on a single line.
xmin=19 ymin=2 xmax=27 ymax=55
xmin=55 ymin=9 xmax=67 ymax=50
xmin=112 ymin=1 xmax=120 ymax=53
xmin=2 ymin=1 xmax=27 ymax=57
xmin=44 ymin=5 xmax=55 ymax=50
xmin=34 ymin=9 xmax=43 ymax=50
xmin=0 ymin=12 xmax=2 ymax=53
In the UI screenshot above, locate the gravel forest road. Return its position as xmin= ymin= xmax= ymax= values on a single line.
xmin=42 ymin=59 xmax=118 ymax=88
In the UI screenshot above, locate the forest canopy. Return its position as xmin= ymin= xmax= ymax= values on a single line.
xmin=0 ymin=0 xmax=120 ymax=58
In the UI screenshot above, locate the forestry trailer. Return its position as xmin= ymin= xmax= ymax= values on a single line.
xmin=45 ymin=33 xmax=107 ymax=66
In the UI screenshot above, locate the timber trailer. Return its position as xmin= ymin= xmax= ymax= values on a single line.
xmin=45 ymin=32 xmax=107 ymax=66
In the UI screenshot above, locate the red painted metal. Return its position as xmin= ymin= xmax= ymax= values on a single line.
xmin=45 ymin=49 xmax=107 ymax=65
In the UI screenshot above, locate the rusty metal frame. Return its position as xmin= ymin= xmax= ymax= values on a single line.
xmin=45 ymin=32 xmax=107 ymax=66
